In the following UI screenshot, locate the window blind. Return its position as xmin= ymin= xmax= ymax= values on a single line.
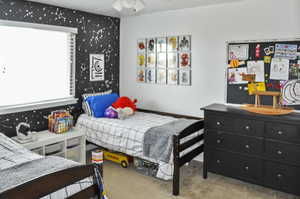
xmin=0 ymin=20 xmax=78 ymax=114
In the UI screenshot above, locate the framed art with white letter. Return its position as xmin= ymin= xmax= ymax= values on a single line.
xmin=90 ymin=54 xmax=104 ymax=81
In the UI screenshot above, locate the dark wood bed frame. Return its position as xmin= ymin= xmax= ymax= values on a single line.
xmin=0 ymin=164 xmax=103 ymax=199
xmin=139 ymin=109 xmax=205 ymax=196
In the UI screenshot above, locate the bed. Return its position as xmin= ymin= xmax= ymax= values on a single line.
xmin=0 ymin=133 xmax=104 ymax=199
xmin=76 ymin=110 xmax=204 ymax=196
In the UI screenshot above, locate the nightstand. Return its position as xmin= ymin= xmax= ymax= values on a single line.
xmin=13 ymin=129 xmax=86 ymax=164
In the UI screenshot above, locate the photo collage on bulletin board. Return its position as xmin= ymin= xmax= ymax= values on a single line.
xmin=227 ymin=40 xmax=300 ymax=107
xmin=137 ymin=35 xmax=192 ymax=86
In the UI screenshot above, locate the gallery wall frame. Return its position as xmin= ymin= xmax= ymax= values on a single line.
xmin=136 ymin=35 xmax=192 ymax=86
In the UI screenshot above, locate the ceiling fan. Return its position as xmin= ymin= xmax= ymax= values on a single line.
xmin=112 ymin=0 xmax=146 ymax=13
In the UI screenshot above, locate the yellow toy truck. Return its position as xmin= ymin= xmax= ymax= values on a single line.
xmin=102 ymin=150 xmax=130 ymax=168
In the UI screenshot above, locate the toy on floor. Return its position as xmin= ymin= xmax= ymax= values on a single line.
xmin=112 ymin=96 xmax=138 ymax=120
xmin=102 ymin=150 xmax=130 ymax=168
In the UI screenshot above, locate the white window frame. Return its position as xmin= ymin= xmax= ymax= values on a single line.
xmin=0 ymin=20 xmax=78 ymax=115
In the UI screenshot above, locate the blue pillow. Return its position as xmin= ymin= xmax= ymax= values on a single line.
xmin=85 ymin=93 xmax=119 ymax=118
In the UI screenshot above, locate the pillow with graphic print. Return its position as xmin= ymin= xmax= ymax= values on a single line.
xmin=85 ymin=93 xmax=119 ymax=118
xmin=82 ymin=90 xmax=112 ymax=116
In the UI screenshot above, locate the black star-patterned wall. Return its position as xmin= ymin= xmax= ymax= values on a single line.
xmin=0 ymin=0 xmax=120 ymax=137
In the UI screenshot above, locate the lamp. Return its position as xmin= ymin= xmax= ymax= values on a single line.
xmin=112 ymin=0 xmax=145 ymax=13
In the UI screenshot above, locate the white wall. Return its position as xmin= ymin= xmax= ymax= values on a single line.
xmin=120 ymin=0 xmax=300 ymax=117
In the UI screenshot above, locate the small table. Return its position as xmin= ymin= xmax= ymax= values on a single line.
xmin=12 ymin=129 xmax=86 ymax=164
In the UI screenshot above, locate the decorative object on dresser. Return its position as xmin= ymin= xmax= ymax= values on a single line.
xmin=240 ymin=73 xmax=293 ymax=115
xmin=202 ymin=103 xmax=300 ymax=196
xmin=12 ymin=130 xmax=86 ymax=164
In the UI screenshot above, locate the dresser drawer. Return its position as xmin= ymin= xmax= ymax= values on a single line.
xmin=265 ymin=141 xmax=300 ymax=165
xmin=265 ymin=123 xmax=300 ymax=142
xmin=264 ymin=161 xmax=300 ymax=195
xmin=208 ymin=150 xmax=263 ymax=183
xmin=206 ymin=131 xmax=264 ymax=155
xmin=205 ymin=114 xmax=234 ymax=131
xmin=234 ymin=119 xmax=264 ymax=137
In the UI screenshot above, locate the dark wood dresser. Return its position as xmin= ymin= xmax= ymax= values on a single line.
xmin=202 ymin=103 xmax=300 ymax=196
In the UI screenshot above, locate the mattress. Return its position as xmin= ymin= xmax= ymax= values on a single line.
xmin=76 ymin=112 xmax=203 ymax=180
xmin=0 ymin=133 xmax=95 ymax=199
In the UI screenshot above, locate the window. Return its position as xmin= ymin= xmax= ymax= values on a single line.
xmin=0 ymin=20 xmax=77 ymax=114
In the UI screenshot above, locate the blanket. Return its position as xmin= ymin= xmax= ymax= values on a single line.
xmin=143 ymin=119 xmax=198 ymax=163
xmin=0 ymin=133 xmax=94 ymax=199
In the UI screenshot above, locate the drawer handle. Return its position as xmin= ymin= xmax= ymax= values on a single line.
xmin=245 ymin=125 xmax=250 ymax=131
xmin=277 ymin=150 xmax=283 ymax=155
xmin=277 ymin=173 xmax=283 ymax=179
xmin=217 ymin=139 xmax=222 ymax=144
xmin=216 ymin=160 xmax=221 ymax=164
xmin=245 ymin=166 xmax=249 ymax=171
xmin=216 ymin=121 xmax=221 ymax=126
xmin=245 ymin=144 xmax=250 ymax=149
xmin=277 ymin=131 xmax=283 ymax=135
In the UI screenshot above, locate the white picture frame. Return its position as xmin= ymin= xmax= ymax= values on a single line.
xmin=147 ymin=38 xmax=156 ymax=53
xmin=137 ymin=39 xmax=146 ymax=53
xmin=179 ymin=69 xmax=191 ymax=86
xmin=179 ymin=35 xmax=191 ymax=52
xmin=157 ymin=52 xmax=167 ymax=68
xmin=179 ymin=52 xmax=191 ymax=68
xmin=136 ymin=68 xmax=146 ymax=83
xmin=157 ymin=37 xmax=167 ymax=52
xmin=167 ymin=36 xmax=178 ymax=52
xmin=146 ymin=68 xmax=156 ymax=84
xmin=167 ymin=69 xmax=178 ymax=85
xmin=167 ymin=52 xmax=178 ymax=68
xmin=157 ymin=69 xmax=167 ymax=84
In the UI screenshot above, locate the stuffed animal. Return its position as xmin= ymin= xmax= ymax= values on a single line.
xmin=112 ymin=97 xmax=137 ymax=120
xmin=104 ymin=106 xmax=118 ymax=118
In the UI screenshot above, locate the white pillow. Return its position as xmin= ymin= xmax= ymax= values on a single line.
xmin=82 ymin=90 xmax=112 ymax=116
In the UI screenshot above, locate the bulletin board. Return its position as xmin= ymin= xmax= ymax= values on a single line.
xmin=226 ymin=38 xmax=300 ymax=110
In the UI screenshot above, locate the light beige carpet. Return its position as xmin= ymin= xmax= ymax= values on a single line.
xmin=100 ymin=160 xmax=299 ymax=199
xmin=87 ymin=151 xmax=299 ymax=199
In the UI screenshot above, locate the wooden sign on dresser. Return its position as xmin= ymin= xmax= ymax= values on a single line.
xmin=201 ymin=103 xmax=300 ymax=196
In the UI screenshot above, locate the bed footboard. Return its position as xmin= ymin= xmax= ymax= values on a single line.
xmin=0 ymin=164 xmax=103 ymax=199
xmin=173 ymin=120 xmax=204 ymax=196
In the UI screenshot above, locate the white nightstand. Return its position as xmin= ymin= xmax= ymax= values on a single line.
xmin=13 ymin=129 xmax=86 ymax=164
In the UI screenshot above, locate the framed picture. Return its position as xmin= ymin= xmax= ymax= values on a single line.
xmin=179 ymin=52 xmax=191 ymax=68
xmin=146 ymin=68 xmax=156 ymax=84
xmin=157 ymin=37 xmax=167 ymax=52
xmin=179 ymin=35 xmax=191 ymax=51
xmin=137 ymin=39 xmax=146 ymax=53
xmin=90 ymin=54 xmax=104 ymax=81
xmin=179 ymin=70 xmax=191 ymax=86
xmin=157 ymin=69 xmax=167 ymax=84
xmin=167 ymin=53 xmax=178 ymax=68
xmin=147 ymin=53 xmax=156 ymax=67
xmin=157 ymin=52 xmax=167 ymax=68
xmin=168 ymin=36 xmax=178 ymax=52
xmin=137 ymin=53 xmax=146 ymax=67
xmin=147 ymin=38 xmax=156 ymax=53
xmin=137 ymin=68 xmax=145 ymax=83
xmin=167 ymin=69 xmax=178 ymax=85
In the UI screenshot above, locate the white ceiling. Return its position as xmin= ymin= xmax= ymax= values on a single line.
xmin=29 ymin=0 xmax=244 ymax=18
